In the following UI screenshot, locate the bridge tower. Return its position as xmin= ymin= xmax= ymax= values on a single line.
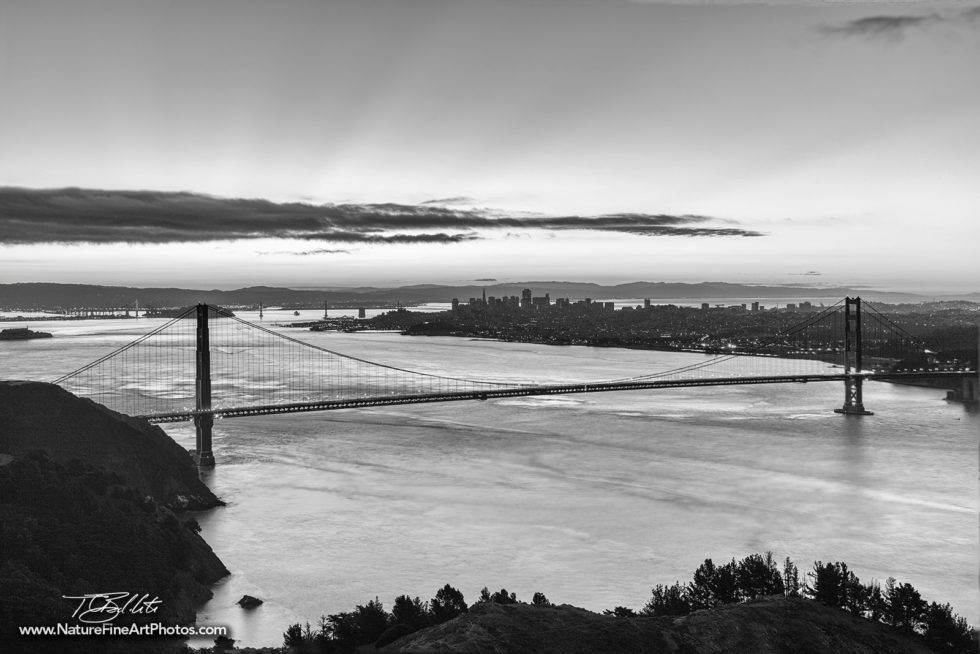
xmin=835 ymin=296 xmax=874 ymax=415
xmin=194 ymin=303 xmax=216 ymax=466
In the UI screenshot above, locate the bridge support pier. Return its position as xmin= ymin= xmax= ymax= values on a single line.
xmin=965 ymin=376 xmax=979 ymax=403
xmin=947 ymin=375 xmax=979 ymax=405
xmin=835 ymin=376 xmax=873 ymax=415
xmin=194 ymin=414 xmax=216 ymax=467
xmin=835 ymin=297 xmax=873 ymax=416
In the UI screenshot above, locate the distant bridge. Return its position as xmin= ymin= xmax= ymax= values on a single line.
xmin=53 ymin=298 xmax=977 ymax=466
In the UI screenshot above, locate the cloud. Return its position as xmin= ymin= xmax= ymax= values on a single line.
xmin=420 ymin=196 xmax=478 ymax=206
xmin=0 ymin=187 xmax=763 ymax=245
xmin=257 ymin=248 xmax=352 ymax=256
xmin=825 ymin=14 xmax=937 ymax=38
xmin=298 ymin=232 xmax=479 ymax=244
xmin=819 ymin=6 xmax=980 ymax=39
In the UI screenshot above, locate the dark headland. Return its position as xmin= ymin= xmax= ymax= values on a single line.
xmin=0 ymin=381 xmax=227 ymax=654
xmin=0 ymin=381 xmax=222 ymax=510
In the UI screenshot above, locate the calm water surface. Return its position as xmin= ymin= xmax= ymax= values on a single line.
xmin=1 ymin=317 xmax=976 ymax=647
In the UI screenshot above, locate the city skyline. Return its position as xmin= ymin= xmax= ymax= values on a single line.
xmin=1 ymin=0 xmax=977 ymax=293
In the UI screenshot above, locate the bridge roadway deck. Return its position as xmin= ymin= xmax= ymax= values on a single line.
xmin=138 ymin=370 xmax=973 ymax=423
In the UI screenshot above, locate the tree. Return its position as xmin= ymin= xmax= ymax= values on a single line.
xmin=354 ymin=597 xmax=391 ymax=645
xmin=392 ymin=595 xmax=430 ymax=631
xmin=604 ymin=606 xmax=637 ymax=617
xmin=642 ymin=582 xmax=690 ymax=616
xmin=782 ymin=557 xmax=800 ymax=597
xmin=314 ymin=615 xmax=338 ymax=654
xmin=863 ymin=580 xmax=887 ymax=622
xmin=688 ymin=558 xmax=739 ymax=609
xmin=531 ymin=591 xmax=551 ymax=607
xmin=687 ymin=558 xmax=717 ymax=610
xmin=713 ymin=559 xmax=740 ymax=605
xmin=922 ymin=602 xmax=977 ymax=653
xmin=489 ymin=588 xmax=517 ymax=604
xmin=283 ymin=623 xmax=306 ymax=649
xmin=282 ymin=622 xmax=320 ymax=653
xmin=807 ymin=561 xmax=856 ymax=609
xmin=431 ymin=584 xmax=467 ymax=623
xmin=884 ymin=578 xmax=926 ymax=632
xmin=324 ymin=612 xmax=359 ymax=653
xmin=842 ymin=572 xmax=867 ymax=616
xmin=735 ymin=552 xmax=783 ymax=600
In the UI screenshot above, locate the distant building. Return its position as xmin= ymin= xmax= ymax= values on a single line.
xmin=358 ymin=308 xmax=366 ymax=318
xmin=644 ymin=298 xmax=651 ymax=309
xmin=603 ymin=302 xmax=615 ymax=311
xmin=532 ymin=294 xmax=550 ymax=309
xmin=751 ymin=301 xmax=759 ymax=312
xmin=451 ymin=298 xmax=459 ymax=312
xmin=521 ymin=288 xmax=532 ymax=310
xmin=701 ymin=303 xmax=710 ymax=310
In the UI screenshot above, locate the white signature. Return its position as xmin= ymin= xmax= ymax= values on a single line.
xmin=62 ymin=592 xmax=163 ymax=624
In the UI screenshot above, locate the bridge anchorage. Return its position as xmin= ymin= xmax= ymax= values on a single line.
xmin=51 ymin=298 xmax=975 ymax=467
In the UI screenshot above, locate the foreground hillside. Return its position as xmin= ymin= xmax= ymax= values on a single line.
xmin=0 ymin=381 xmax=221 ymax=509
xmin=382 ymin=598 xmax=945 ymax=654
xmin=0 ymin=381 xmax=228 ymax=653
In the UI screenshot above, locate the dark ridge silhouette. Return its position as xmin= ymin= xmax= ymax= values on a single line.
xmin=0 ymin=381 xmax=221 ymax=509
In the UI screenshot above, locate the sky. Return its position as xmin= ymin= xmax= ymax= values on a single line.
xmin=1 ymin=0 xmax=977 ymax=292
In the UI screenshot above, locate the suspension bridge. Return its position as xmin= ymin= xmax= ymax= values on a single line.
xmin=52 ymin=297 xmax=977 ymax=466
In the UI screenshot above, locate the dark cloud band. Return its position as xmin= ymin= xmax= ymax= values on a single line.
xmin=0 ymin=187 xmax=762 ymax=245
xmin=822 ymin=14 xmax=937 ymax=37
xmin=819 ymin=6 xmax=980 ymax=39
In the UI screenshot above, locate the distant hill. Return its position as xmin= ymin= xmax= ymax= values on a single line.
xmin=0 ymin=281 xmax=939 ymax=310
xmin=383 ymin=597 xmax=945 ymax=654
xmin=945 ymin=292 xmax=980 ymax=302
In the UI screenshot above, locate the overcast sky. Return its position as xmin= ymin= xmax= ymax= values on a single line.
xmin=1 ymin=0 xmax=976 ymax=292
